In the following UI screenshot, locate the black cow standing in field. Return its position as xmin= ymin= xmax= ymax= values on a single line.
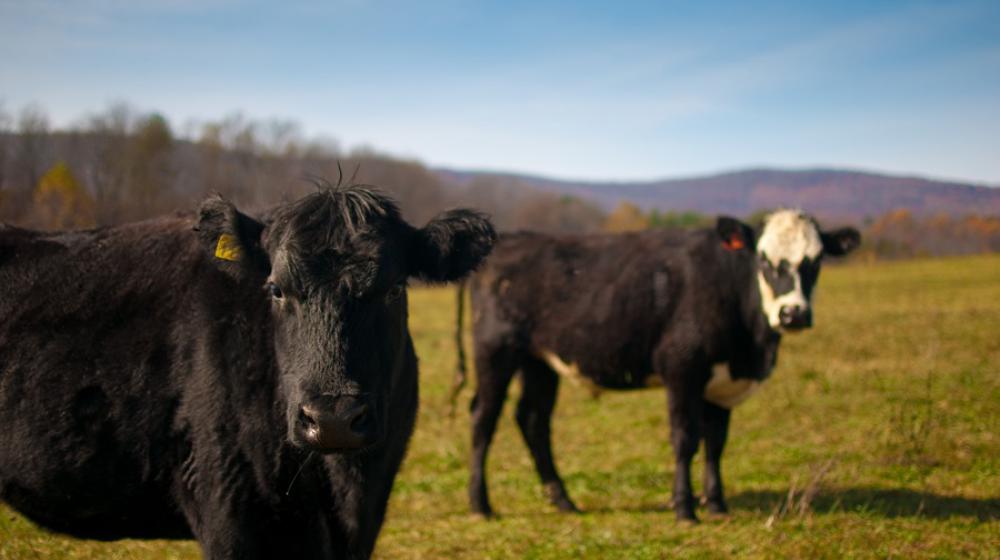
xmin=0 ymin=185 xmax=495 ymax=559
xmin=455 ymin=210 xmax=859 ymax=522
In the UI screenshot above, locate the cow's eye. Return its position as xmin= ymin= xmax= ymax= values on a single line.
xmin=386 ymin=284 xmax=405 ymax=303
xmin=266 ymin=282 xmax=284 ymax=300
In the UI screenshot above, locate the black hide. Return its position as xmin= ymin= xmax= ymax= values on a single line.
xmin=0 ymin=185 xmax=495 ymax=559
xmin=458 ymin=217 xmax=855 ymax=523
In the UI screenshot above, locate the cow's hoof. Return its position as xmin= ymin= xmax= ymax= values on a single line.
xmin=554 ymin=498 xmax=581 ymax=514
xmin=673 ymin=496 xmax=698 ymax=524
xmin=675 ymin=503 xmax=699 ymax=523
xmin=471 ymin=509 xmax=498 ymax=521
xmin=470 ymin=502 xmax=495 ymax=520
xmin=544 ymin=482 xmax=579 ymax=513
xmin=676 ymin=514 xmax=700 ymax=526
xmin=675 ymin=504 xmax=699 ymax=524
xmin=706 ymin=501 xmax=729 ymax=516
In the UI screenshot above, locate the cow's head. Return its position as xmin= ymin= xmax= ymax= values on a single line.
xmin=196 ymin=185 xmax=496 ymax=454
xmin=751 ymin=209 xmax=860 ymax=331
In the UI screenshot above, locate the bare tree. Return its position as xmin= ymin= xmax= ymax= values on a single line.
xmin=80 ymin=102 xmax=136 ymax=224
xmin=124 ymin=113 xmax=174 ymax=219
xmin=3 ymin=102 xmax=609 ymax=236
xmin=0 ymin=102 xmax=11 ymax=202
xmin=3 ymin=104 xmax=52 ymax=220
xmin=511 ymin=192 xmax=605 ymax=233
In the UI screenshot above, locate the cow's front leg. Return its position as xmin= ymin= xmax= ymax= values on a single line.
xmin=184 ymin=500 xmax=268 ymax=560
xmin=666 ymin=375 xmax=705 ymax=523
xmin=702 ymin=401 xmax=731 ymax=515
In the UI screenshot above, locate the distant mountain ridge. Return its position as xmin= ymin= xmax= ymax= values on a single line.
xmin=437 ymin=167 xmax=1000 ymax=222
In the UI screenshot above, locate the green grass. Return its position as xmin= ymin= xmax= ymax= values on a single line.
xmin=3 ymin=255 xmax=999 ymax=559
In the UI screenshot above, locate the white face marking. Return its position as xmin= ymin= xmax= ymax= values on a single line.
xmin=757 ymin=270 xmax=808 ymax=329
xmin=704 ymin=364 xmax=761 ymax=409
xmin=537 ymin=349 xmax=603 ymax=398
xmin=755 ymin=210 xmax=823 ymax=329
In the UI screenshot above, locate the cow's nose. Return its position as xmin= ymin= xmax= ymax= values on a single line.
xmin=297 ymin=395 xmax=377 ymax=452
xmin=779 ymin=305 xmax=812 ymax=330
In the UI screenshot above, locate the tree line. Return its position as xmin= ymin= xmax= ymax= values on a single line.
xmin=0 ymin=102 xmax=606 ymax=233
xmin=1 ymin=102 xmax=996 ymax=259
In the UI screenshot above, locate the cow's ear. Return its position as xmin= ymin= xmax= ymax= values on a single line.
xmin=821 ymin=227 xmax=861 ymax=256
xmin=194 ymin=195 xmax=268 ymax=278
xmin=410 ymin=209 xmax=496 ymax=283
xmin=716 ymin=216 xmax=755 ymax=252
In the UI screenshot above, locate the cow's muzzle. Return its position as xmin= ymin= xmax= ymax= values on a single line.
xmin=295 ymin=394 xmax=378 ymax=452
xmin=779 ymin=305 xmax=813 ymax=331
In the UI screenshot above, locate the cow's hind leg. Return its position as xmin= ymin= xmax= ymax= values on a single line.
xmin=468 ymin=347 xmax=517 ymax=518
xmin=516 ymin=357 xmax=578 ymax=513
xmin=702 ymin=401 xmax=731 ymax=515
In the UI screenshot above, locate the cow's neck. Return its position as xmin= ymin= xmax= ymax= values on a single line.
xmin=730 ymin=255 xmax=781 ymax=379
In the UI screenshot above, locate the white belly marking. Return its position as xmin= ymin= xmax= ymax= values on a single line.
xmin=704 ymin=364 xmax=760 ymax=409
xmin=537 ymin=349 xmax=603 ymax=398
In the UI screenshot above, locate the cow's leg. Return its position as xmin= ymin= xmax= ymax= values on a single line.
xmin=663 ymin=366 xmax=707 ymax=523
xmin=184 ymin=502 xmax=267 ymax=560
xmin=468 ymin=348 xmax=517 ymax=518
xmin=515 ymin=357 xmax=578 ymax=513
xmin=702 ymin=401 xmax=731 ymax=515
xmin=184 ymin=484 xmax=336 ymax=560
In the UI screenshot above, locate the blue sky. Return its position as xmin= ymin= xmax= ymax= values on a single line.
xmin=1 ymin=0 xmax=998 ymax=184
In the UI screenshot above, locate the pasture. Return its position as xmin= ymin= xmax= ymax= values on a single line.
xmin=2 ymin=254 xmax=999 ymax=558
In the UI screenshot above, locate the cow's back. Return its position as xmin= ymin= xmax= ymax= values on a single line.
xmin=0 ymin=218 xmax=204 ymax=538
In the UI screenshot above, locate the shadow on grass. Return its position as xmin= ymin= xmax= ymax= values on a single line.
xmin=581 ymin=503 xmax=671 ymax=516
xmin=728 ymin=487 xmax=999 ymax=521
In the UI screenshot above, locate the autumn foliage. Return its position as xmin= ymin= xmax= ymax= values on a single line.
xmin=32 ymin=161 xmax=95 ymax=229
xmin=860 ymin=209 xmax=1000 ymax=259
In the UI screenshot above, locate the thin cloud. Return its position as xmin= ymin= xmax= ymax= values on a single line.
xmin=1 ymin=0 xmax=997 ymax=183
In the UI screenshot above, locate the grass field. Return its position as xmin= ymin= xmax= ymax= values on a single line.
xmin=2 ymin=254 xmax=999 ymax=559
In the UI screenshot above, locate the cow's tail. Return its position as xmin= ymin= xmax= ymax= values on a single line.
xmin=449 ymin=278 xmax=469 ymax=419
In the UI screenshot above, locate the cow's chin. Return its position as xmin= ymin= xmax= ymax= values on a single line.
xmin=308 ymin=444 xmax=378 ymax=457
xmin=288 ymin=430 xmax=383 ymax=456
xmin=289 ymin=439 xmax=373 ymax=456
xmin=778 ymin=325 xmax=810 ymax=334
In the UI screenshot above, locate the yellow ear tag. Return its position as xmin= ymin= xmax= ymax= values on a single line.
xmin=214 ymin=234 xmax=242 ymax=262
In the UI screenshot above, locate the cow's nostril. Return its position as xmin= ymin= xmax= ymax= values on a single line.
xmin=294 ymin=398 xmax=377 ymax=452
xmin=349 ymin=406 xmax=371 ymax=434
xmin=778 ymin=305 xmax=811 ymax=329
xmin=298 ymin=406 xmax=319 ymax=429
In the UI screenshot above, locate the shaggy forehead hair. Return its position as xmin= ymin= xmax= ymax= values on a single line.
xmin=757 ymin=209 xmax=823 ymax=265
xmin=264 ymin=184 xmax=406 ymax=295
xmin=268 ymin=184 xmax=403 ymax=252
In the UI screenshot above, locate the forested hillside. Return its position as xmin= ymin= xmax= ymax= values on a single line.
xmin=1 ymin=103 xmax=997 ymax=258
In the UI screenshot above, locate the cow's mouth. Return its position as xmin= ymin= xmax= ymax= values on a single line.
xmin=293 ymin=428 xmax=382 ymax=455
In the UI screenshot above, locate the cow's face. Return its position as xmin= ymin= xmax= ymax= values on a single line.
xmin=754 ymin=210 xmax=859 ymax=331
xmin=196 ymin=186 xmax=495 ymax=454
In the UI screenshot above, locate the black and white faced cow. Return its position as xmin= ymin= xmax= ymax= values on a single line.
xmin=0 ymin=185 xmax=495 ymax=558
xmin=455 ymin=209 xmax=858 ymax=522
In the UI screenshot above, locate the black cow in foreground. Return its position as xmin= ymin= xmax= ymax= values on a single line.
xmin=0 ymin=185 xmax=495 ymax=559
xmin=454 ymin=210 xmax=859 ymax=522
